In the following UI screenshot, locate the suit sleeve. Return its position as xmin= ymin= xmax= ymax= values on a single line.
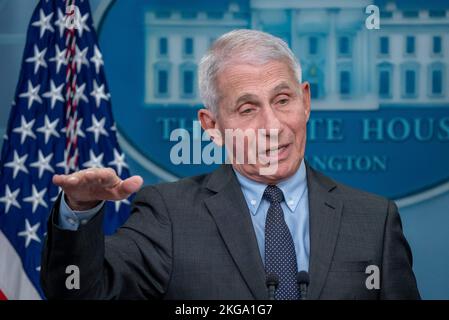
xmin=380 ymin=200 xmax=420 ymax=299
xmin=40 ymin=186 xmax=173 ymax=300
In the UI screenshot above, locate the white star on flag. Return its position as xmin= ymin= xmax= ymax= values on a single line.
xmin=73 ymin=83 xmax=89 ymax=105
xmin=56 ymin=150 xmax=73 ymax=174
xmin=30 ymin=150 xmax=54 ymax=178
xmin=55 ymin=159 xmax=70 ymax=175
xmin=108 ymin=149 xmax=128 ymax=175
xmin=0 ymin=185 xmax=21 ymax=213
xmin=90 ymin=80 xmax=109 ymax=108
xmin=86 ymin=114 xmax=108 ymax=143
xmin=51 ymin=187 xmax=63 ymax=202
xmin=76 ymin=12 xmax=90 ymax=37
xmin=53 ymin=8 xmax=66 ymax=37
xmin=23 ymin=185 xmax=48 ymax=213
xmin=90 ymin=45 xmax=104 ymax=74
xmin=31 ymin=9 xmax=54 ymax=38
xmin=114 ymin=198 xmax=130 ymax=212
xmin=12 ymin=116 xmax=37 ymax=143
xmin=4 ymin=151 xmax=29 ymax=179
xmin=19 ymin=80 xmax=42 ymax=109
xmin=25 ymin=45 xmax=48 ymax=74
xmin=36 ymin=116 xmax=60 ymax=143
xmin=61 ymin=118 xmax=85 ymax=138
xmin=17 ymin=219 xmax=41 ymax=248
xmin=49 ymin=45 xmax=68 ymax=73
xmin=74 ymin=45 xmax=89 ymax=73
xmin=42 ymin=80 xmax=64 ymax=109
xmin=82 ymin=150 xmax=104 ymax=169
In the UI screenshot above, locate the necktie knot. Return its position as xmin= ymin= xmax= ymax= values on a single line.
xmin=263 ymin=185 xmax=284 ymax=204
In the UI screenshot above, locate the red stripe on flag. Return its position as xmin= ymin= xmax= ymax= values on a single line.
xmin=0 ymin=289 xmax=7 ymax=300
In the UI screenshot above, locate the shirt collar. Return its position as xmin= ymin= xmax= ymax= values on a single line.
xmin=234 ymin=158 xmax=308 ymax=215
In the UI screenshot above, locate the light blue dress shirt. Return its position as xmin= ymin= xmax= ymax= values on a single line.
xmin=234 ymin=159 xmax=310 ymax=272
xmin=59 ymin=160 xmax=310 ymax=272
xmin=58 ymin=193 xmax=104 ymax=230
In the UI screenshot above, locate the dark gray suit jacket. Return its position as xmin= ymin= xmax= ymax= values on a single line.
xmin=41 ymin=163 xmax=420 ymax=299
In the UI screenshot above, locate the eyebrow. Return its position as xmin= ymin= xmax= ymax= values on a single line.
xmin=233 ymin=82 xmax=294 ymax=108
xmin=270 ymin=82 xmax=293 ymax=95
xmin=234 ymin=93 xmax=259 ymax=108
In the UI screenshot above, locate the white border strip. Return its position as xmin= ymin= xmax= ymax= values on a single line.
xmin=93 ymin=0 xmax=114 ymax=29
xmin=395 ymin=180 xmax=449 ymax=208
xmin=0 ymin=231 xmax=41 ymax=300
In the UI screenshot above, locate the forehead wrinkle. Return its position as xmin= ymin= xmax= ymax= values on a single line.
xmin=218 ymin=61 xmax=298 ymax=110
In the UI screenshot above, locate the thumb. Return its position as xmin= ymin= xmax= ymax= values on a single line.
xmin=116 ymin=175 xmax=143 ymax=198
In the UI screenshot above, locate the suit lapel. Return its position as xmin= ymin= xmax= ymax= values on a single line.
xmin=204 ymin=165 xmax=268 ymax=300
xmin=203 ymin=163 xmax=344 ymax=300
xmin=305 ymin=162 xmax=343 ymax=299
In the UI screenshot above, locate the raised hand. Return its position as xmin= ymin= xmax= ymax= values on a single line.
xmin=52 ymin=168 xmax=143 ymax=211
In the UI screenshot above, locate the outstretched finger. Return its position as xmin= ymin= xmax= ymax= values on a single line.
xmin=110 ymin=175 xmax=143 ymax=199
xmin=52 ymin=174 xmax=65 ymax=187
xmin=52 ymin=173 xmax=80 ymax=189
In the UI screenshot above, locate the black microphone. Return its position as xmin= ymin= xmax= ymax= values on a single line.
xmin=296 ymin=271 xmax=310 ymax=300
xmin=265 ymin=273 xmax=279 ymax=300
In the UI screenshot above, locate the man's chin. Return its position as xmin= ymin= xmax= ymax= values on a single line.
xmin=256 ymin=161 xmax=297 ymax=183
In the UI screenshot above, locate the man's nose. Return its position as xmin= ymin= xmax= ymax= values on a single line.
xmin=261 ymin=105 xmax=283 ymax=133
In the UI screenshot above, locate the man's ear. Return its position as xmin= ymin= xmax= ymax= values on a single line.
xmin=198 ymin=108 xmax=223 ymax=146
xmin=300 ymin=81 xmax=311 ymax=122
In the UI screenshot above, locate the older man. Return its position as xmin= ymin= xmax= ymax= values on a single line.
xmin=41 ymin=30 xmax=420 ymax=300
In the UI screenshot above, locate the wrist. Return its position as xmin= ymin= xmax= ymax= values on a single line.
xmin=64 ymin=194 xmax=101 ymax=211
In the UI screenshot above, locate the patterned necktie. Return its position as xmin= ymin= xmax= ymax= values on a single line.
xmin=264 ymin=185 xmax=299 ymax=300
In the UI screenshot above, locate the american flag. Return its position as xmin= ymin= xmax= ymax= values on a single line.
xmin=0 ymin=0 xmax=132 ymax=299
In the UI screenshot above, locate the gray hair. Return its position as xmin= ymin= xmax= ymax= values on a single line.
xmin=198 ymin=29 xmax=302 ymax=114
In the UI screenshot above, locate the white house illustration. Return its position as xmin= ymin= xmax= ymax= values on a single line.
xmin=144 ymin=0 xmax=449 ymax=110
